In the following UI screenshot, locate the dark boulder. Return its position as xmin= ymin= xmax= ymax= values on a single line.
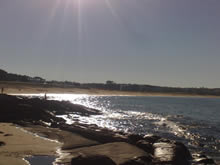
xmin=157 ymin=138 xmax=172 ymax=143
xmin=136 ymin=140 xmax=154 ymax=154
xmin=0 ymin=94 xmax=100 ymax=126
xmin=119 ymin=156 xmax=153 ymax=165
xmin=127 ymin=134 xmax=144 ymax=144
xmin=143 ymin=134 xmax=161 ymax=144
xmin=71 ymin=154 xmax=117 ymax=165
xmin=173 ymin=141 xmax=192 ymax=159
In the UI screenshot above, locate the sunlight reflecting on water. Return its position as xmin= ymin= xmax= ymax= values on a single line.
xmin=14 ymin=93 xmax=220 ymax=160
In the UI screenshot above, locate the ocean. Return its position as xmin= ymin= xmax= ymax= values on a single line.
xmin=19 ymin=94 xmax=220 ymax=162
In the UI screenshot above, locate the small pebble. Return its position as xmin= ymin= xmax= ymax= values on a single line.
xmin=0 ymin=141 xmax=6 ymax=146
xmin=4 ymin=134 xmax=13 ymax=137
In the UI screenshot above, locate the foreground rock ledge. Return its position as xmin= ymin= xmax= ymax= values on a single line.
xmin=0 ymin=94 xmax=217 ymax=165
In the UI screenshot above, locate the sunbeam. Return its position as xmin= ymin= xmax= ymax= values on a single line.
xmin=48 ymin=0 xmax=61 ymax=23
xmin=104 ymin=0 xmax=117 ymax=18
xmin=76 ymin=0 xmax=84 ymax=57
xmin=61 ymin=0 xmax=72 ymax=32
xmin=38 ymin=0 xmax=61 ymax=39
xmin=77 ymin=0 xmax=83 ymax=42
xmin=104 ymin=0 xmax=124 ymax=29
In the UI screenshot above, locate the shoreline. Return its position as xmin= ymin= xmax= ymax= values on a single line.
xmin=0 ymin=94 xmax=218 ymax=165
xmin=0 ymin=81 xmax=220 ymax=98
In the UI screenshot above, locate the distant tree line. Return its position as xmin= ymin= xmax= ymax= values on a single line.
xmin=0 ymin=69 xmax=81 ymax=88
xmin=0 ymin=69 xmax=45 ymax=83
xmin=81 ymin=82 xmax=220 ymax=96
xmin=1 ymin=69 xmax=220 ymax=96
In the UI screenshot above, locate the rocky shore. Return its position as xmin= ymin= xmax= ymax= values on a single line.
xmin=0 ymin=94 xmax=217 ymax=165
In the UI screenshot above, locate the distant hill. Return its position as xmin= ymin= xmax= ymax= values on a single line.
xmin=0 ymin=68 xmax=220 ymax=96
xmin=0 ymin=69 xmax=45 ymax=83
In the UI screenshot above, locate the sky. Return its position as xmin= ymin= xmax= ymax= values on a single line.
xmin=0 ymin=0 xmax=220 ymax=88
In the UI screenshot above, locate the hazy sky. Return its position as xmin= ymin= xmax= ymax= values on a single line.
xmin=0 ymin=0 xmax=220 ymax=88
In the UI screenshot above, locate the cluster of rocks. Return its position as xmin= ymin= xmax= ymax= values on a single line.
xmin=0 ymin=94 xmax=100 ymax=125
xmin=59 ymin=124 xmax=216 ymax=165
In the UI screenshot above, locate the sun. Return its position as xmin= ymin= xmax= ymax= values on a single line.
xmin=41 ymin=0 xmax=121 ymax=46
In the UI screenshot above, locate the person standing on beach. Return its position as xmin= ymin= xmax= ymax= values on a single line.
xmin=1 ymin=88 xmax=4 ymax=94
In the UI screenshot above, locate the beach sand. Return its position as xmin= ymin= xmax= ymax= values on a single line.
xmin=0 ymin=122 xmax=146 ymax=165
xmin=0 ymin=123 xmax=61 ymax=165
xmin=0 ymin=81 xmax=218 ymax=98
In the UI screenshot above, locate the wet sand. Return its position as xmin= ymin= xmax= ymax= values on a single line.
xmin=0 ymin=123 xmax=61 ymax=165
xmin=0 ymin=123 xmax=147 ymax=165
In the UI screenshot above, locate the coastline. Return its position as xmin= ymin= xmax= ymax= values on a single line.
xmin=1 ymin=81 xmax=220 ymax=98
xmin=0 ymin=94 xmax=218 ymax=165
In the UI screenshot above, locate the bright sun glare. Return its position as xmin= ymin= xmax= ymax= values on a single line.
xmin=43 ymin=0 xmax=121 ymax=54
xmin=47 ymin=0 xmax=119 ymax=33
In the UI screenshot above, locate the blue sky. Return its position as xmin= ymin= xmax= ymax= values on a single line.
xmin=0 ymin=0 xmax=220 ymax=88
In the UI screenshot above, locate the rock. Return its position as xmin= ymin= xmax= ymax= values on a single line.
xmin=61 ymin=124 xmax=125 ymax=144
xmin=65 ymin=142 xmax=148 ymax=165
xmin=193 ymin=158 xmax=215 ymax=164
xmin=173 ymin=142 xmax=192 ymax=159
xmin=0 ymin=131 xmax=4 ymax=134
xmin=0 ymin=141 xmax=6 ymax=146
xmin=192 ymin=153 xmax=207 ymax=158
xmin=136 ymin=140 xmax=153 ymax=154
xmin=0 ymin=94 xmax=100 ymax=125
xmin=71 ymin=154 xmax=117 ymax=165
xmin=143 ymin=134 xmax=161 ymax=144
xmin=4 ymin=133 xmax=13 ymax=136
xmin=127 ymin=134 xmax=144 ymax=144
xmin=157 ymin=138 xmax=172 ymax=143
xmin=119 ymin=156 xmax=153 ymax=165
xmin=120 ymin=160 xmax=144 ymax=165
xmin=192 ymin=154 xmax=215 ymax=165
xmin=153 ymin=142 xmax=192 ymax=165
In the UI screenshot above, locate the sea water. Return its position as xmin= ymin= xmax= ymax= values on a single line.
xmin=19 ymin=94 xmax=220 ymax=162
xmin=25 ymin=155 xmax=56 ymax=165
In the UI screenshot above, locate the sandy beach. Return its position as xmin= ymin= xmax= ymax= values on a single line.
xmin=0 ymin=122 xmax=149 ymax=165
xmin=0 ymin=123 xmax=61 ymax=165
xmin=0 ymin=81 xmax=219 ymax=98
